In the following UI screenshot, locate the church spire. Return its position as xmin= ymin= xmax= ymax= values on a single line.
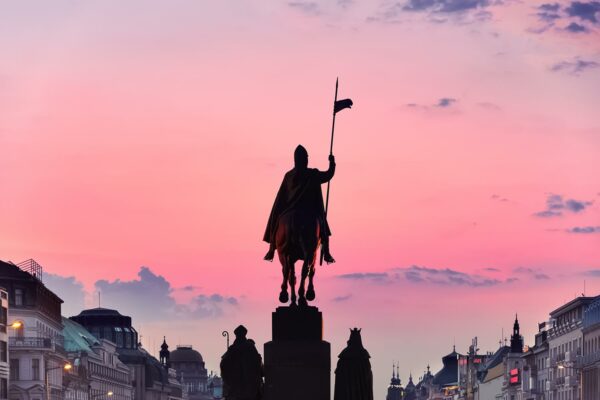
xmin=510 ymin=314 xmax=524 ymax=353
xmin=159 ymin=336 xmax=170 ymax=367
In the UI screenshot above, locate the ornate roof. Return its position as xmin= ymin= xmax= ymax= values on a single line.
xmin=170 ymin=346 xmax=204 ymax=364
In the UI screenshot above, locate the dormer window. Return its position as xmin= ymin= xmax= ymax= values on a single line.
xmin=14 ymin=289 xmax=23 ymax=306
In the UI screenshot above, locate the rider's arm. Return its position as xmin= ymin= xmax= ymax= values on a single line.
xmin=318 ymin=155 xmax=336 ymax=183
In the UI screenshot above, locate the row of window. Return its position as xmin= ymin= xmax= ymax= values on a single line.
xmin=9 ymin=358 xmax=41 ymax=381
xmin=89 ymin=362 xmax=129 ymax=384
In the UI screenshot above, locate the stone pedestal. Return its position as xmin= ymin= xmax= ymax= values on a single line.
xmin=264 ymin=306 xmax=330 ymax=400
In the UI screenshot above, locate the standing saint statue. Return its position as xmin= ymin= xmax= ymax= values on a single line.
xmin=220 ymin=325 xmax=263 ymax=400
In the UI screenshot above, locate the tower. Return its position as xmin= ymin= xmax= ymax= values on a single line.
xmin=160 ymin=336 xmax=170 ymax=367
xmin=510 ymin=314 xmax=524 ymax=353
xmin=386 ymin=363 xmax=403 ymax=400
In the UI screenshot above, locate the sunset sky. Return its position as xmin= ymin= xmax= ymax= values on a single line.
xmin=1 ymin=1 xmax=599 ymax=398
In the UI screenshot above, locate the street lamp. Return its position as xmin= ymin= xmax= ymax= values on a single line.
xmin=91 ymin=391 xmax=114 ymax=399
xmin=556 ymin=362 xmax=582 ymax=399
xmin=45 ymin=362 xmax=72 ymax=400
xmin=9 ymin=321 xmax=22 ymax=329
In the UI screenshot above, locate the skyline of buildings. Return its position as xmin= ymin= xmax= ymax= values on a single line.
xmin=0 ymin=258 xmax=223 ymax=400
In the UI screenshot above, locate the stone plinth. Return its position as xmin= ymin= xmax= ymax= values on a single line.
xmin=264 ymin=306 xmax=330 ymax=400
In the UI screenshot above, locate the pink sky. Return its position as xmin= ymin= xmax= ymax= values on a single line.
xmin=1 ymin=1 xmax=599 ymax=398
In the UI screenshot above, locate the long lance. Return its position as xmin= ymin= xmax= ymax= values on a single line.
xmin=320 ymin=78 xmax=339 ymax=265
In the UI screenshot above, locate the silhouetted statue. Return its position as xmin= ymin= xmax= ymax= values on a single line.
xmin=220 ymin=325 xmax=263 ymax=400
xmin=334 ymin=328 xmax=373 ymax=400
xmin=263 ymin=145 xmax=336 ymax=306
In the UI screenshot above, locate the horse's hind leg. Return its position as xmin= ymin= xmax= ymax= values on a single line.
xmin=306 ymin=262 xmax=316 ymax=301
xmin=298 ymin=260 xmax=309 ymax=307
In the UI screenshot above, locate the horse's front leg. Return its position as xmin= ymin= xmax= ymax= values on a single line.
xmin=298 ymin=260 xmax=309 ymax=307
xmin=279 ymin=255 xmax=289 ymax=304
xmin=289 ymin=260 xmax=297 ymax=306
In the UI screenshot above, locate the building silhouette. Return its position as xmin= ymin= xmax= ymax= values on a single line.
xmin=385 ymin=364 xmax=402 ymax=400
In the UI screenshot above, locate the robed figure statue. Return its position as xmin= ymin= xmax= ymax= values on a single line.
xmin=220 ymin=325 xmax=263 ymax=400
xmin=334 ymin=328 xmax=374 ymax=400
xmin=263 ymin=145 xmax=336 ymax=306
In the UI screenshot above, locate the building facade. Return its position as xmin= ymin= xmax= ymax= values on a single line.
xmin=168 ymin=344 xmax=210 ymax=399
xmin=0 ymin=259 xmax=69 ymax=400
xmin=0 ymin=288 xmax=9 ymax=400
xmin=547 ymin=297 xmax=594 ymax=400
xmin=581 ymin=296 xmax=600 ymax=399
xmin=70 ymin=307 xmax=184 ymax=400
xmin=62 ymin=317 xmax=133 ymax=400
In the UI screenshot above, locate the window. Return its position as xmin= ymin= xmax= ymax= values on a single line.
xmin=0 ymin=341 xmax=6 ymax=362
xmin=10 ymin=359 xmax=19 ymax=380
xmin=32 ymin=359 xmax=40 ymax=380
xmin=14 ymin=289 xmax=23 ymax=306
xmin=0 ymin=378 xmax=6 ymax=399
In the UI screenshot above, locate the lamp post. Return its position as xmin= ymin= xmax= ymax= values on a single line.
xmin=45 ymin=361 xmax=72 ymax=400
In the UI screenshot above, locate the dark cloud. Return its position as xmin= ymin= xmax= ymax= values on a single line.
xmin=537 ymin=3 xmax=562 ymax=22
xmin=44 ymin=273 xmax=86 ymax=316
xmin=288 ymin=1 xmax=320 ymax=15
xmin=534 ymin=194 xmax=594 ymax=217
xmin=551 ymin=58 xmax=600 ymax=75
xmin=583 ymin=269 xmax=600 ymax=277
xmin=338 ymin=0 xmax=354 ymax=8
xmin=404 ymin=0 xmax=490 ymax=13
xmin=567 ymin=226 xmax=600 ymax=234
xmin=565 ymin=1 xmax=600 ymax=23
xmin=95 ymin=267 xmax=238 ymax=321
xmin=483 ymin=267 xmax=501 ymax=272
xmin=565 ymin=21 xmax=589 ymax=31
xmin=332 ymin=294 xmax=353 ymax=302
xmin=436 ymin=97 xmax=457 ymax=107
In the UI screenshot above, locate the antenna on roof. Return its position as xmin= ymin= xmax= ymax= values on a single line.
xmin=98 ymin=291 xmax=101 ymax=308
xmin=583 ymin=280 xmax=586 ymax=296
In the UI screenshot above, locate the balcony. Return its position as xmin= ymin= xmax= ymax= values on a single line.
xmin=9 ymin=337 xmax=53 ymax=350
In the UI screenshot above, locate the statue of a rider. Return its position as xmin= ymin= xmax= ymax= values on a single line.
xmin=263 ymin=145 xmax=336 ymax=264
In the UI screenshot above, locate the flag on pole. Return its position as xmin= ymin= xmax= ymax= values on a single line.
xmin=334 ymin=99 xmax=353 ymax=114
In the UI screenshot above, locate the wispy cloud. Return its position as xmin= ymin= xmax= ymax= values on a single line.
xmin=550 ymin=58 xmax=600 ymax=75
xmin=513 ymin=267 xmax=551 ymax=280
xmin=567 ymin=226 xmax=600 ymax=234
xmin=533 ymin=193 xmax=594 ymax=217
xmin=332 ymin=294 xmax=353 ymax=302
xmin=288 ymin=1 xmax=320 ymax=16
xmin=406 ymin=97 xmax=459 ymax=110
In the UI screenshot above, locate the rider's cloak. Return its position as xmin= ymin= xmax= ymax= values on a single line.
xmin=263 ymin=165 xmax=334 ymax=244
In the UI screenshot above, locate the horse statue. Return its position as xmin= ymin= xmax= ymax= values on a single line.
xmin=263 ymin=145 xmax=336 ymax=306
xmin=274 ymin=210 xmax=320 ymax=306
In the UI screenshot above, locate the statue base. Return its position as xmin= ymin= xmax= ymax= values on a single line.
xmin=264 ymin=306 xmax=330 ymax=400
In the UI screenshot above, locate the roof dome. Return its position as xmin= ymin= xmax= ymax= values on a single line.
xmin=76 ymin=307 xmax=123 ymax=317
xmin=170 ymin=346 xmax=204 ymax=363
